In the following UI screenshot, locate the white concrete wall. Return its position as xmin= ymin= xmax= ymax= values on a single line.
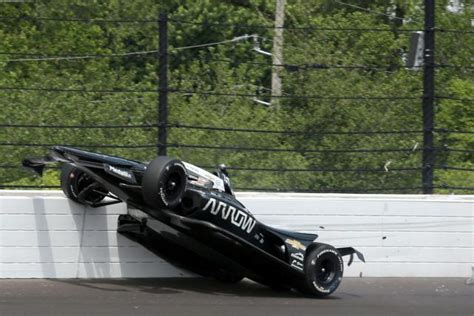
xmin=0 ymin=190 xmax=472 ymax=278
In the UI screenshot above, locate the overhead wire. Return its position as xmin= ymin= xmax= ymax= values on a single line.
xmin=169 ymin=17 xmax=421 ymax=32
xmin=334 ymin=0 xmax=406 ymax=22
xmin=0 ymin=15 xmax=156 ymax=23
xmin=0 ymin=50 xmax=159 ymax=62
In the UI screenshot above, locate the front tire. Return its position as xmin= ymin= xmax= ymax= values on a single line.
xmin=302 ymin=244 xmax=344 ymax=298
xmin=142 ymin=156 xmax=187 ymax=210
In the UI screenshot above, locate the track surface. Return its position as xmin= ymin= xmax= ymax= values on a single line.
xmin=0 ymin=278 xmax=472 ymax=315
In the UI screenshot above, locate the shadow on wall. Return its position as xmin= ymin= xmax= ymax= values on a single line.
xmin=33 ymin=197 xmax=57 ymax=278
xmin=28 ymin=196 xmax=168 ymax=278
xmin=79 ymin=205 xmax=112 ymax=278
xmin=31 ymin=197 xmax=115 ymax=278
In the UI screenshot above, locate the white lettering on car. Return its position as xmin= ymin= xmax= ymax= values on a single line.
xmin=203 ymin=198 xmax=256 ymax=233
xmin=290 ymin=252 xmax=305 ymax=271
xmin=105 ymin=164 xmax=134 ymax=180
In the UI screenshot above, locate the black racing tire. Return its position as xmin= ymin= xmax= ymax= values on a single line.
xmin=142 ymin=156 xmax=187 ymax=210
xmin=60 ymin=164 xmax=107 ymax=205
xmin=302 ymin=244 xmax=343 ymax=298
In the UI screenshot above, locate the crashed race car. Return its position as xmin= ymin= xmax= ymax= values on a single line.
xmin=23 ymin=146 xmax=364 ymax=297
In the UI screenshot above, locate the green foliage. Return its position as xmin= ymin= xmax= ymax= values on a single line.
xmin=0 ymin=0 xmax=472 ymax=193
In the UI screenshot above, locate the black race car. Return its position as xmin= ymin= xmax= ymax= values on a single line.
xmin=23 ymin=146 xmax=364 ymax=297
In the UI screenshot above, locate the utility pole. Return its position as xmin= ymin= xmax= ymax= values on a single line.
xmin=271 ymin=0 xmax=285 ymax=107
xmin=422 ymin=0 xmax=435 ymax=194
xmin=158 ymin=12 xmax=168 ymax=156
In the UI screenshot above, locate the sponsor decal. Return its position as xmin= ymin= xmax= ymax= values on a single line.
xmin=105 ymin=164 xmax=135 ymax=182
xmin=285 ymin=238 xmax=306 ymax=251
xmin=290 ymin=252 xmax=304 ymax=271
xmin=311 ymin=248 xmax=343 ymax=293
xmin=203 ymin=198 xmax=256 ymax=233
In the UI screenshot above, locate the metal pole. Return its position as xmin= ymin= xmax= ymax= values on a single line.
xmin=271 ymin=0 xmax=285 ymax=107
xmin=422 ymin=0 xmax=435 ymax=194
xmin=158 ymin=12 xmax=168 ymax=156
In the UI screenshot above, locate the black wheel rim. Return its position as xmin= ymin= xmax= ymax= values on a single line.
xmin=161 ymin=166 xmax=185 ymax=203
xmin=73 ymin=172 xmax=106 ymax=203
xmin=315 ymin=257 xmax=337 ymax=286
xmin=164 ymin=172 xmax=182 ymax=200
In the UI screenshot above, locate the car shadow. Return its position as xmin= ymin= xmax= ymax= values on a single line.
xmin=52 ymin=278 xmax=313 ymax=299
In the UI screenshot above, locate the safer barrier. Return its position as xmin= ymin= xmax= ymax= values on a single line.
xmin=0 ymin=191 xmax=472 ymax=278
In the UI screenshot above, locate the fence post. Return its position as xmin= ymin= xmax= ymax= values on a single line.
xmin=158 ymin=12 xmax=168 ymax=156
xmin=422 ymin=0 xmax=435 ymax=194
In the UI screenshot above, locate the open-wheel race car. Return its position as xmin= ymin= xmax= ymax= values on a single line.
xmin=23 ymin=146 xmax=364 ymax=297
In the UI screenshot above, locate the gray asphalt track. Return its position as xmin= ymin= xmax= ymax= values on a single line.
xmin=0 ymin=278 xmax=472 ymax=316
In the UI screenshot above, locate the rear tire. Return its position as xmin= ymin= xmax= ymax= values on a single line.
xmin=142 ymin=156 xmax=187 ymax=210
xmin=301 ymin=244 xmax=343 ymax=298
xmin=60 ymin=164 xmax=107 ymax=204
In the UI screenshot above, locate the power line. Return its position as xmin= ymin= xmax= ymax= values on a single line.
xmin=0 ymin=51 xmax=425 ymax=73
xmin=0 ymin=36 xmax=254 ymax=63
xmin=0 ymin=15 xmax=156 ymax=23
xmin=334 ymin=0 xmax=405 ymax=22
xmin=169 ymin=17 xmax=421 ymax=32
xmin=0 ymin=50 xmax=159 ymax=62
xmin=0 ymin=86 xmax=157 ymax=93
xmin=172 ymin=34 xmax=257 ymax=51
xmin=0 ymin=14 xmax=423 ymax=32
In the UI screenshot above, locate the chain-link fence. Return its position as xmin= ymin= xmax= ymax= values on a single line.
xmin=0 ymin=2 xmax=472 ymax=193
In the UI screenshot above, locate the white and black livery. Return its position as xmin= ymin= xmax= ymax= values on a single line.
xmin=23 ymin=146 xmax=365 ymax=297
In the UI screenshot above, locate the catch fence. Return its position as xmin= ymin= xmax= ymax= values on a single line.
xmin=0 ymin=1 xmax=472 ymax=193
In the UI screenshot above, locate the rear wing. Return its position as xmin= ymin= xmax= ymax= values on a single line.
xmin=22 ymin=146 xmax=71 ymax=176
